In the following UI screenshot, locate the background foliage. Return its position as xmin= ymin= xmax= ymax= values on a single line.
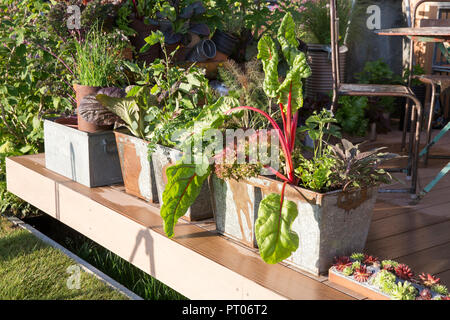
xmin=0 ymin=0 xmax=74 ymax=217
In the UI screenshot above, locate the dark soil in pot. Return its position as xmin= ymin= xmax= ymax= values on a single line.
xmin=129 ymin=18 xmax=160 ymax=64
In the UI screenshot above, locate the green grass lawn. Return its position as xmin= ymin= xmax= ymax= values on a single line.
xmin=0 ymin=216 xmax=128 ymax=300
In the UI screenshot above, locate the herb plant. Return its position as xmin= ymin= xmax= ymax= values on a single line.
xmin=335 ymin=96 xmax=369 ymax=137
xmin=74 ymin=25 xmax=125 ymax=87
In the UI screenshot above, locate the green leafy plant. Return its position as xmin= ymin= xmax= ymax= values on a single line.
xmin=0 ymin=0 xmax=75 ymax=217
xmin=74 ymin=25 xmax=125 ymax=87
xmin=295 ymin=110 xmax=341 ymax=192
xmin=335 ymin=96 xmax=369 ymax=137
xmin=329 ymin=139 xmax=392 ymax=192
xmin=98 ymin=31 xmax=213 ymax=148
xmin=159 ymin=13 xmax=312 ymax=264
xmin=225 ymin=13 xmax=312 ymax=263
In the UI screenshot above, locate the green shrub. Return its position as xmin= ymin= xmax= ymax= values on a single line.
xmin=0 ymin=0 xmax=74 ymax=217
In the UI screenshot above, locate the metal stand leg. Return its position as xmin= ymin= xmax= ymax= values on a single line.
xmin=411 ymin=100 xmax=423 ymax=196
xmin=424 ymin=83 xmax=438 ymax=166
xmin=402 ymin=100 xmax=410 ymax=152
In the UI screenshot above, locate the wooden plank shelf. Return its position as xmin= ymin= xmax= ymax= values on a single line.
xmin=5 ymin=154 xmax=355 ymax=300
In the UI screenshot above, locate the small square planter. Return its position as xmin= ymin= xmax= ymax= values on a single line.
xmin=114 ymin=131 xmax=158 ymax=203
xmin=44 ymin=119 xmax=123 ymax=188
xmin=210 ymin=175 xmax=378 ymax=276
xmin=151 ymin=144 xmax=213 ymax=221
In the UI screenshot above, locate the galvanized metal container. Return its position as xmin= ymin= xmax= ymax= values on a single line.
xmin=44 ymin=119 xmax=123 ymax=188
xmin=210 ymin=175 xmax=378 ymax=275
xmin=305 ymin=44 xmax=347 ymax=98
xmin=114 ymin=131 xmax=158 ymax=203
xmin=152 ymin=144 xmax=213 ymax=221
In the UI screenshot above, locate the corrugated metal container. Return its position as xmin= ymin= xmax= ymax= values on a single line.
xmin=114 ymin=131 xmax=158 ymax=203
xmin=44 ymin=119 xmax=123 ymax=187
xmin=152 ymin=144 xmax=213 ymax=221
xmin=305 ymin=44 xmax=347 ymax=98
xmin=211 ymin=175 xmax=378 ymax=276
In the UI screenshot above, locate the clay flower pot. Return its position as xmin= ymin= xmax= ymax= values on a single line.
xmin=74 ymin=84 xmax=112 ymax=133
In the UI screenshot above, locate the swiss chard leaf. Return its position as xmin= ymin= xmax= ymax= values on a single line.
xmin=161 ymin=163 xmax=211 ymax=238
xmin=255 ymin=193 xmax=299 ymax=264
xmin=277 ymin=53 xmax=311 ymax=112
xmin=257 ymin=35 xmax=279 ymax=99
xmin=277 ymin=12 xmax=298 ymax=66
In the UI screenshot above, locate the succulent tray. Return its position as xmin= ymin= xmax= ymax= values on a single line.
xmin=328 ymin=253 xmax=450 ymax=300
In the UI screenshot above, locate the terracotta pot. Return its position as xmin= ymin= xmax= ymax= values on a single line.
xmin=210 ymin=50 xmax=228 ymax=62
xmin=74 ymin=84 xmax=112 ymax=133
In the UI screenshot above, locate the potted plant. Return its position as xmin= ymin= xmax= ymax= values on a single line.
xmin=73 ymin=26 xmax=126 ymax=132
xmin=209 ymin=3 xmax=243 ymax=62
xmin=159 ymin=13 xmax=393 ymax=275
xmin=97 ymin=31 xmax=217 ymax=221
xmin=149 ymin=1 xmax=212 ymax=61
xmin=329 ymin=253 xmax=450 ymax=300
xmin=116 ymin=0 xmax=163 ymax=63
xmin=288 ymin=0 xmax=362 ymax=98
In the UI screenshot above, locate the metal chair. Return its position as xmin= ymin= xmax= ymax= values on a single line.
xmin=329 ymin=0 xmax=423 ymax=195
xmin=410 ymin=1 xmax=450 ymax=166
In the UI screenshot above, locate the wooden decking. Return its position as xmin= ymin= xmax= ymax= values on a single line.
xmin=5 ymin=129 xmax=450 ymax=299
xmin=365 ymin=129 xmax=450 ymax=288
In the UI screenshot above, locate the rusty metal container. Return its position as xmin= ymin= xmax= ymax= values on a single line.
xmin=210 ymin=175 xmax=378 ymax=275
xmin=305 ymin=44 xmax=347 ymax=98
xmin=114 ymin=131 xmax=158 ymax=203
xmin=44 ymin=119 xmax=123 ymax=188
xmin=151 ymin=144 xmax=213 ymax=221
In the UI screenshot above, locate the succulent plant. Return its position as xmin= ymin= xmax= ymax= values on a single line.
xmin=391 ymin=281 xmax=418 ymax=300
xmin=333 ymin=256 xmax=352 ymax=272
xmin=352 ymin=261 xmax=361 ymax=270
xmin=420 ymin=288 xmax=432 ymax=300
xmin=431 ymin=284 xmax=449 ymax=296
xmin=395 ymin=264 xmax=414 ymax=280
xmin=381 ymin=260 xmax=399 ymax=272
xmin=372 ymin=270 xmax=397 ymax=295
xmin=441 ymin=296 xmax=450 ymax=300
xmin=350 ymin=253 xmax=365 ymax=262
xmin=418 ymin=273 xmax=441 ymax=287
xmin=343 ymin=266 xmax=354 ymax=276
xmin=353 ymin=265 xmax=371 ymax=283
xmin=363 ymin=254 xmax=379 ymax=266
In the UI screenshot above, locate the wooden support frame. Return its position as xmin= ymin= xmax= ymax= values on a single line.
xmin=5 ymin=154 xmax=355 ymax=300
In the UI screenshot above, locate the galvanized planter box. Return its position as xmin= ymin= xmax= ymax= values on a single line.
xmin=114 ymin=131 xmax=158 ymax=203
xmin=44 ymin=119 xmax=123 ymax=188
xmin=210 ymin=175 xmax=378 ymax=276
xmin=152 ymin=144 xmax=213 ymax=221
